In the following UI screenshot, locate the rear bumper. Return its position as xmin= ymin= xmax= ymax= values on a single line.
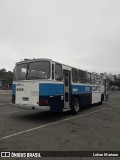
xmin=12 ymin=103 xmax=50 ymax=111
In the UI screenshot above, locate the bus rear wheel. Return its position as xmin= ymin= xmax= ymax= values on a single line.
xmin=71 ymin=98 xmax=80 ymax=114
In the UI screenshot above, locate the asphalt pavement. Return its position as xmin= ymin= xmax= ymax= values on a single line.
xmin=0 ymin=91 xmax=120 ymax=160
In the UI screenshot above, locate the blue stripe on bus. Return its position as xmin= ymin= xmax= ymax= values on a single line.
xmin=39 ymin=83 xmax=64 ymax=96
xmin=71 ymin=85 xmax=92 ymax=94
xmin=12 ymin=84 xmax=16 ymax=95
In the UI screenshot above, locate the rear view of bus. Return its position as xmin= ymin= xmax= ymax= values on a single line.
xmin=12 ymin=59 xmax=53 ymax=111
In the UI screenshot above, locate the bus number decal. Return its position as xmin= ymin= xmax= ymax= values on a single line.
xmin=17 ymin=88 xmax=24 ymax=91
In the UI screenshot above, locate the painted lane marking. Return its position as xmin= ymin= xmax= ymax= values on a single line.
xmin=0 ymin=108 xmax=106 ymax=141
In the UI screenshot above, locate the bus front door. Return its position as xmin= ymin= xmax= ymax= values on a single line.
xmin=63 ymin=70 xmax=70 ymax=109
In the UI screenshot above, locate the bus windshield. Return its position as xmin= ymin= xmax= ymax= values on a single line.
xmin=14 ymin=61 xmax=50 ymax=80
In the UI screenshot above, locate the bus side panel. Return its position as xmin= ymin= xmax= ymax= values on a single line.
xmin=71 ymin=84 xmax=92 ymax=107
xmin=38 ymin=95 xmax=64 ymax=112
xmin=71 ymin=93 xmax=92 ymax=107
xmin=80 ymin=93 xmax=92 ymax=106
xmin=49 ymin=95 xmax=64 ymax=112
xmin=92 ymin=92 xmax=101 ymax=104
xmin=39 ymin=83 xmax=64 ymax=112
xmin=92 ymin=85 xmax=102 ymax=104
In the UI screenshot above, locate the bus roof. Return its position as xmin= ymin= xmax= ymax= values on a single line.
xmin=16 ymin=58 xmax=51 ymax=64
xmin=15 ymin=58 xmax=104 ymax=78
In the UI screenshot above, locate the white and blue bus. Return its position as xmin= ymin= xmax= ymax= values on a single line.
xmin=12 ymin=58 xmax=108 ymax=114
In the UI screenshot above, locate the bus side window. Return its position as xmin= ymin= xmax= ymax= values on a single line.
xmin=72 ymin=68 xmax=78 ymax=83
xmin=78 ymin=70 xmax=82 ymax=83
xmin=77 ymin=70 xmax=87 ymax=83
xmin=55 ymin=63 xmax=62 ymax=81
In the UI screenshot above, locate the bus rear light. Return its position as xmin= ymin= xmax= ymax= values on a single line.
xmin=39 ymin=100 xmax=49 ymax=105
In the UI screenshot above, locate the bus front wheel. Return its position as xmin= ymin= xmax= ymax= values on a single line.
xmin=71 ymin=98 xmax=80 ymax=114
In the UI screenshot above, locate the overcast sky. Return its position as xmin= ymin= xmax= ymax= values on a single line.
xmin=0 ymin=0 xmax=120 ymax=74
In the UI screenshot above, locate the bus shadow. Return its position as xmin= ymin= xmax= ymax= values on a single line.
xmin=12 ymin=103 xmax=100 ymax=123
xmin=12 ymin=110 xmax=71 ymax=123
xmin=80 ymin=103 xmax=101 ymax=112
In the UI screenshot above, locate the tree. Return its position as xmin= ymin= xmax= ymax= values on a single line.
xmin=0 ymin=69 xmax=13 ymax=89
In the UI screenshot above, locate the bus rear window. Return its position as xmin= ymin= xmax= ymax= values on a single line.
xmin=27 ymin=61 xmax=50 ymax=80
xmin=14 ymin=63 xmax=28 ymax=80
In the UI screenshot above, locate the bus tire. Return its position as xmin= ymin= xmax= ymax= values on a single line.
xmin=71 ymin=98 xmax=80 ymax=114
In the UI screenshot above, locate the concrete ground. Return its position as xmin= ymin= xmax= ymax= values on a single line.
xmin=0 ymin=91 xmax=120 ymax=160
